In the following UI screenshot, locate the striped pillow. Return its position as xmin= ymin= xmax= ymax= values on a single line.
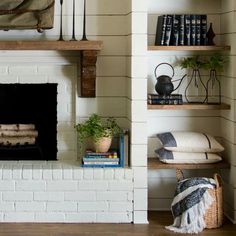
xmin=157 ymin=131 xmax=224 ymax=153
xmin=155 ymin=148 xmax=222 ymax=164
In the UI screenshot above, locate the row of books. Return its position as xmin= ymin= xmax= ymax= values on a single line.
xmin=155 ymin=14 xmax=207 ymax=46
xmin=83 ymin=150 xmax=120 ymax=166
xmin=82 ymin=130 xmax=129 ymax=168
xmin=148 ymin=94 xmax=183 ymax=105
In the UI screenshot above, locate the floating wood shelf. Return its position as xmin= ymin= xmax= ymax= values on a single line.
xmin=148 ymin=103 xmax=230 ymax=110
xmin=0 ymin=40 xmax=103 ymax=97
xmin=148 ymin=158 xmax=230 ymax=170
xmin=148 ymin=45 xmax=231 ymax=51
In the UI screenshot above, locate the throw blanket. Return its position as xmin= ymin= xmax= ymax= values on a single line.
xmin=166 ymin=177 xmax=216 ymax=234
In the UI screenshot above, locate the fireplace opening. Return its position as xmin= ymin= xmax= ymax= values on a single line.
xmin=0 ymin=84 xmax=58 ymax=160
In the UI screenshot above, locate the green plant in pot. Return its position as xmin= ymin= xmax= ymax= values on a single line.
xmin=75 ymin=114 xmax=121 ymax=153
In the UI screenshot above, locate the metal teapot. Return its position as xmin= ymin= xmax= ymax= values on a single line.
xmin=154 ymin=63 xmax=186 ymax=96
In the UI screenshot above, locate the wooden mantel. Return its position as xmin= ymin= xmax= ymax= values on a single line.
xmin=0 ymin=40 xmax=103 ymax=97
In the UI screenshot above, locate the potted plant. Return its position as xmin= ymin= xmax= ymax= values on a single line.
xmin=179 ymin=56 xmax=207 ymax=103
xmin=203 ymin=55 xmax=227 ymax=104
xmin=204 ymin=54 xmax=227 ymax=71
xmin=75 ymin=113 xmax=121 ymax=153
xmin=180 ymin=56 xmax=204 ymax=70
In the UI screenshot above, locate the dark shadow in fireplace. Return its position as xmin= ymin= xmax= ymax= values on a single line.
xmin=0 ymin=83 xmax=58 ymax=161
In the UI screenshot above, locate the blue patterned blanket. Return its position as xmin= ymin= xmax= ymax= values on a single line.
xmin=166 ymin=177 xmax=216 ymax=234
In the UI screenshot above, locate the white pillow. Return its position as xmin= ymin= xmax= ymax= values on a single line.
xmin=155 ymin=148 xmax=222 ymax=164
xmin=157 ymin=131 xmax=224 ymax=153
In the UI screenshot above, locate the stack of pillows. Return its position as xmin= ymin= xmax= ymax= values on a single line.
xmin=155 ymin=131 xmax=224 ymax=164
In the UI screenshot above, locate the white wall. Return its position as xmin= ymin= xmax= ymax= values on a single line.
xmin=147 ymin=0 xmax=224 ymax=210
xmin=220 ymin=0 xmax=236 ymax=223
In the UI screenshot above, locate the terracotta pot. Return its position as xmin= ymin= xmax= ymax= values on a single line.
xmin=93 ymin=137 xmax=112 ymax=153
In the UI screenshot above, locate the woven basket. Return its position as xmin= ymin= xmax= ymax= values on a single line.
xmin=176 ymin=169 xmax=223 ymax=229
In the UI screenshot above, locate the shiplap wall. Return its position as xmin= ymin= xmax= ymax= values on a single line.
xmin=0 ymin=0 xmax=150 ymax=223
xmin=147 ymin=0 xmax=224 ymax=211
xmin=220 ymin=0 xmax=236 ymax=223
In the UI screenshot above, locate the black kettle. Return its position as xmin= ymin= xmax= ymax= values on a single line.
xmin=154 ymin=63 xmax=186 ymax=96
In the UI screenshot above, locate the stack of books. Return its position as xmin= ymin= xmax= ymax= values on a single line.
xmin=82 ymin=150 xmax=120 ymax=166
xmin=155 ymin=14 xmax=207 ymax=46
xmin=81 ymin=131 xmax=129 ymax=168
xmin=148 ymin=94 xmax=183 ymax=105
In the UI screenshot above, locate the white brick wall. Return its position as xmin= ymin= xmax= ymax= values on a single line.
xmin=0 ymin=162 xmax=134 ymax=223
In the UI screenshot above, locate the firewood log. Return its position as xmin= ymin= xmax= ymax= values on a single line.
xmin=0 ymin=137 xmax=36 ymax=146
xmin=0 ymin=124 xmax=36 ymax=131
xmin=0 ymin=130 xmax=38 ymax=137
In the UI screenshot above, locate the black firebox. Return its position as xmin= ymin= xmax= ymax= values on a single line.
xmin=0 ymin=84 xmax=57 ymax=160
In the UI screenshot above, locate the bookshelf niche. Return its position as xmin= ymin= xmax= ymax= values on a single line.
xmin=147 ymin=12 xmax=231 ymax=171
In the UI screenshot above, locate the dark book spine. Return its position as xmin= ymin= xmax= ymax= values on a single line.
xmin=171 ymin=15 xmax=180 ymax=46
xmin=148 ymin=98 xmax=183 ymax=105
xmin=155 ymin=15 xmax=167 ymax=46
xmin=196 ymin=15 xmax=201 ymax=45
xmin=190 ymin=15 xmax=196 ymax=45
xmin=184 ymin=14 xmax=191 ymax=45
xmin=148 ymin=94 xmax=182 ymax=99
xmin=201 ymin=15 xmax=207 ymax=45
xmin=164 ymin=15 xmax=172 ymax=46
xmin=179 ymin=15 xmax=185 ymax=45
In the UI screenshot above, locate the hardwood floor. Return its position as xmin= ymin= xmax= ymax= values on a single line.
xmin=0 ymin=211 xmax=235 ymax=236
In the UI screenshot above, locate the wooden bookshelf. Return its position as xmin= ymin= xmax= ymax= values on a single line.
xmin=148 ymin=158 xmax=230 ymax=170
xmin=147 ymin=103 xmax=230 ymax=110
xmin=0 ymin=40 xmax=103 ymax=98
xmin=148 ymin=45 xmax=231 ymax=51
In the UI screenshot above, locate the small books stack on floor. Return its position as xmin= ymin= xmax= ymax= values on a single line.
xmin=83 ymin=150 xmax=120 ymax=166
xmin=0 ymin=124 xmax=38 ymax=146
xmin=148 ymin=94 xmax=183 ymax=105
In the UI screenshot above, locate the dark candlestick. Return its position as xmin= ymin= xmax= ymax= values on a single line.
xmin=81 ymin=0 xmax=88 ymax=41
xmin=70 ymin=0 xmax=77 ymax=41
xmin=58 ymin=0 xmax=64 ymax=41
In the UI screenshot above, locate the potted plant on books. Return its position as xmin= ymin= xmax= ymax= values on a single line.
xmin=75 ymin=113 xmax=121 ymax=153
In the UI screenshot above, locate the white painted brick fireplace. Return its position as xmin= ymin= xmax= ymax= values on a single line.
xmin=0 ymin=59 xmax=134 ymax=223
xmin=0 ymin=0 xmax=148 ymax=224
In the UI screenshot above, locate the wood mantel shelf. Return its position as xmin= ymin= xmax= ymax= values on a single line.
xmin=0 ymin=40 xmax=103 ymax=97
xmin=0 ymin=40 xmax=102 ymax=51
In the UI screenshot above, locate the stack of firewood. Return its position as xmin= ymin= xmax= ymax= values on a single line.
xmin=0 ymin=124 xmax=38 ymax=146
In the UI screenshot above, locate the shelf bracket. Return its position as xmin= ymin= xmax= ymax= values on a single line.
xmin=80 ymin=50 xmax=98 ymax=97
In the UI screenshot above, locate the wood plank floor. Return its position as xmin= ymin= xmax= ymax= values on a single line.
xmin=0 ymin=211 xmax=235 ymax=236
